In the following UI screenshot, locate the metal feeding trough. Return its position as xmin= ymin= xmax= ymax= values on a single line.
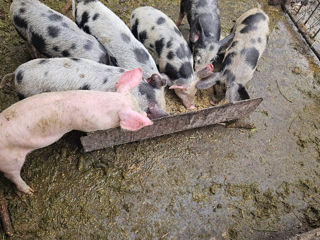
xmin=285 ymin=0 xmax=320 ymax=59
xmin=81 ymin=98 xmax=263 ymax=152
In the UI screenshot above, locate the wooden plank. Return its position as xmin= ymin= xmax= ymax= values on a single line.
xmin=80 ymin=98 xmax=263 ymax=152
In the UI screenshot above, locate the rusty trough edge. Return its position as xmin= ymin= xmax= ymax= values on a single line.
xmin=80 ymin=98 xmax=263 ymax=152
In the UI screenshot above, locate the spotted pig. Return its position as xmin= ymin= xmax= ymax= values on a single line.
xmin=73 ymin=0 xmax=161 ymax=81
xmin=73 ymin=0 xmax=167 ymax=117
xmin=176 ymin=0 xmax=234 ymax=71
xmin=10 ymin=0 xmax=113 ymax=64
xmin=131 ymin=6 xmax=217 ymax=109
xmin=197 ymin=8 xmax=269 ymax=104
xmin=0 ymin=58 xmax=167 ymax=119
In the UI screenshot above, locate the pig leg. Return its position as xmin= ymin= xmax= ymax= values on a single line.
xmin=176 ymin=13 xmax=184 ymax=27
xmin=210 ymin=83 xmax=226 ymax=105
xmin=28 ymin=44 xmax=39 ymax=59
xmin=1 ymin=151 xmax=34 ymax=194
xmin=24 ymin=30 xmax=39 ymax=59
xmin=5 ymin=169 xmax=34 ymax=194
xmin=61 ymin=0 xmax=72 ymax=14
xmin=176 ymin=0 xmax=186 ymax=26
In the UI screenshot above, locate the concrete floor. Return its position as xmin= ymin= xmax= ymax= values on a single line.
xmin=0 ymin=0 xmax=319 ymax=239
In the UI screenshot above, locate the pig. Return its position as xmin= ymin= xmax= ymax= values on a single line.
xmin=0 ymin=57 xmax=167 ymax=119
xmin=176 ymin=0 xmax=235 ymax=71
xmin=130 ymin=6 xmax=218 ymax=109
xmin=73 ymin=0 xmax=167 ymax=117
xmin=196 ymin=8 xmax=269 ymax=104
xmin=10 ymin=0 xmax=114 ymax=65
xmin=0 ymin=68 xmax=153 ymax=194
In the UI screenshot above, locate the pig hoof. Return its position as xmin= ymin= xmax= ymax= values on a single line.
xmin=18 ymin=184 xmax=34 ymax=195
xmin=187 ymin=105 xmax=196 ymax=110
xmin=23 ymin=186 xmax=34 ymax=195
xmin=210 ymin=99 xmax=216 ymax=105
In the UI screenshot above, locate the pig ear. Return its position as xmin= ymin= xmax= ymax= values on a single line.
xmin=190 ymin=31 xmax=200 ymax=43
xmin=116 ymin=68 xmax=143 ymax=94
xmin=218 ymin=33 xmax=235 ymax=53
xmin=196 ymin=73 xmax=220 ymax=89
xmin=196 ymin=64 xmax=214 ymax=79
xmin=119 ymin=107 xmax=153 ymax=131
xmin=147 ymin=74 xmax=167 ymax=88
xmin=169 ymin=85 xmax=187 ymax=91
xmin=206 ymin=63 xmax=214 ymax=72
xmin=168 ymin=78 xmax=188 ymax=91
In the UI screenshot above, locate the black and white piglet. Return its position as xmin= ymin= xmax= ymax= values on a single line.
xmin=197 ymin=8 xmax=269 ymax=104
xmin=74 ymin=0 xmax=161 ymax=81
xmin=131 ymin=6 xmax=216 ymax=109
xmin=73 ymin=0 xmax=167 ymax=116
xmin=0 ymin=58 xmax=167 ymax=119
xmin=10 ymin=0 xmax=113 ymax=65
xmin=176 ymin=0 xmax=234 ymax=71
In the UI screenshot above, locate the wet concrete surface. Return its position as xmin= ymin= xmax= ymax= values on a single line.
xmin=0 ymin=0 xmax=320 ymax=239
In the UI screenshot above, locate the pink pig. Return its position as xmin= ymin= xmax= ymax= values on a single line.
xmin=0 ymin=68 xmax=152 ymax=194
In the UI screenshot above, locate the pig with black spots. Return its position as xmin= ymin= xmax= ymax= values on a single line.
xmin=73 ymin=0 xmax=168 ymax=118
xmin=196 ymin=8 xmax=269 ymax=104
xmin=0 ymin=58 xmax=167 ymax=119
xmin=176 ymin=0 xmax=234 ymax=71
xmin=10 ymin=0 xmax=114 ymax=65
xmin=131 ymin=6 xmax=217 ymax=109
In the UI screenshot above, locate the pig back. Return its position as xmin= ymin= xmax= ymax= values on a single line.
xmin=10 ymin=0 xmax=109 ymax=64
xmin=75 ymin=0 xmax=159 ymax=79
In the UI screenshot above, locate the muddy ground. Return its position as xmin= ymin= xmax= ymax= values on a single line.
xmin=0 ymin=0 xmax=320 ymax=239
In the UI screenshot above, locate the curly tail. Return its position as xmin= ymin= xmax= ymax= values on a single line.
xmin=0 ymin=73 xmax=15 ymax=88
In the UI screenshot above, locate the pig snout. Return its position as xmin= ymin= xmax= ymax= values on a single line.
xmin=147 ymin=103 xmax=169 ymax=119
xmin=173 ymin=88 xmax=196 ymax=110
xmin=169 ymin=81 xmax=196 ymax=109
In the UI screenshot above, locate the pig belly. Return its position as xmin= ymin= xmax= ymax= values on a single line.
xmin=0 ymin=113 xmax=69 ymax=151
